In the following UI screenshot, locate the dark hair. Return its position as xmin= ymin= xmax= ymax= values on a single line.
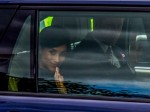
xmin=39 ymin=26 xmax=71 ymax=50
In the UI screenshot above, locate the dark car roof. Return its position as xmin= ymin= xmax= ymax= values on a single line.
xmin=1 ymin=0 xmax=150 ymax=5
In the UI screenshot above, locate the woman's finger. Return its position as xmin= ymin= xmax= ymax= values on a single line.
xmin=60 ymin=75 xmax=64 ymax=82
xmin=55 ymin=67 xmax=62 ymax=81
xmin=54 ymin=67 xmax=58 ymax=80
xmin=56 ymin=67 xmax=59 ymax=74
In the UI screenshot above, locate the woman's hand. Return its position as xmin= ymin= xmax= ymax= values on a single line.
xmin=54 ymin=67 xmax=64 ymax=82
xmin=54 ymin=67 xmax=67 ymax=94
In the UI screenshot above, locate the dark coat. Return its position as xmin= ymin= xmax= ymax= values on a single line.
xmin=62 ymin=32 xmax=135 ymax=82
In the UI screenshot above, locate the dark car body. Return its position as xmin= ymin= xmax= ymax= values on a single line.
xmin=0 ymin=0 xmax=150 ymax=112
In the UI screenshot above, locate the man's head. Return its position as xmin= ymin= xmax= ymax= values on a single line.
xmin=39 ymin=27 xmax=70 ymax=73
xmin=94 ymin=17 xmax=124 ymax=45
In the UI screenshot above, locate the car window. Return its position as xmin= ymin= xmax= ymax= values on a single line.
xmin=38 ymin=11 xmax=150 ymax=99
xmin=7 ymin=10 xmax=35 ymax=92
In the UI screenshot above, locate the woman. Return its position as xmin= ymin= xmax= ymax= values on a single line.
xmin=38 ymin=26 xmax=71 ymax=94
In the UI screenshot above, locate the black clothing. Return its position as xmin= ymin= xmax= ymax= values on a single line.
xmin=62 ymin=32 xmax=134 ymax=82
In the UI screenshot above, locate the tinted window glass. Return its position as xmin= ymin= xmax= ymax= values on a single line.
xmin=38 ymin=11 xmax=150 ymax=99
xmin=6 ymin=10 xmax=35 ymax=92
xmin=0 ymin=10 xmax=15 ymax=38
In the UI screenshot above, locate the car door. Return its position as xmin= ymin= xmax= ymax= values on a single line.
xmin=1 ymin=2 xmax=150 ymax=112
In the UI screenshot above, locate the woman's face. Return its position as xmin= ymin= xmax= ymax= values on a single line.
xmin=40 ymin=44 xmax=67 ymax=73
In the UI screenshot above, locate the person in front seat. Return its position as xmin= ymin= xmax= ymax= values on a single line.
xmin=62 ymin=17 xmax=134 ymax=81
